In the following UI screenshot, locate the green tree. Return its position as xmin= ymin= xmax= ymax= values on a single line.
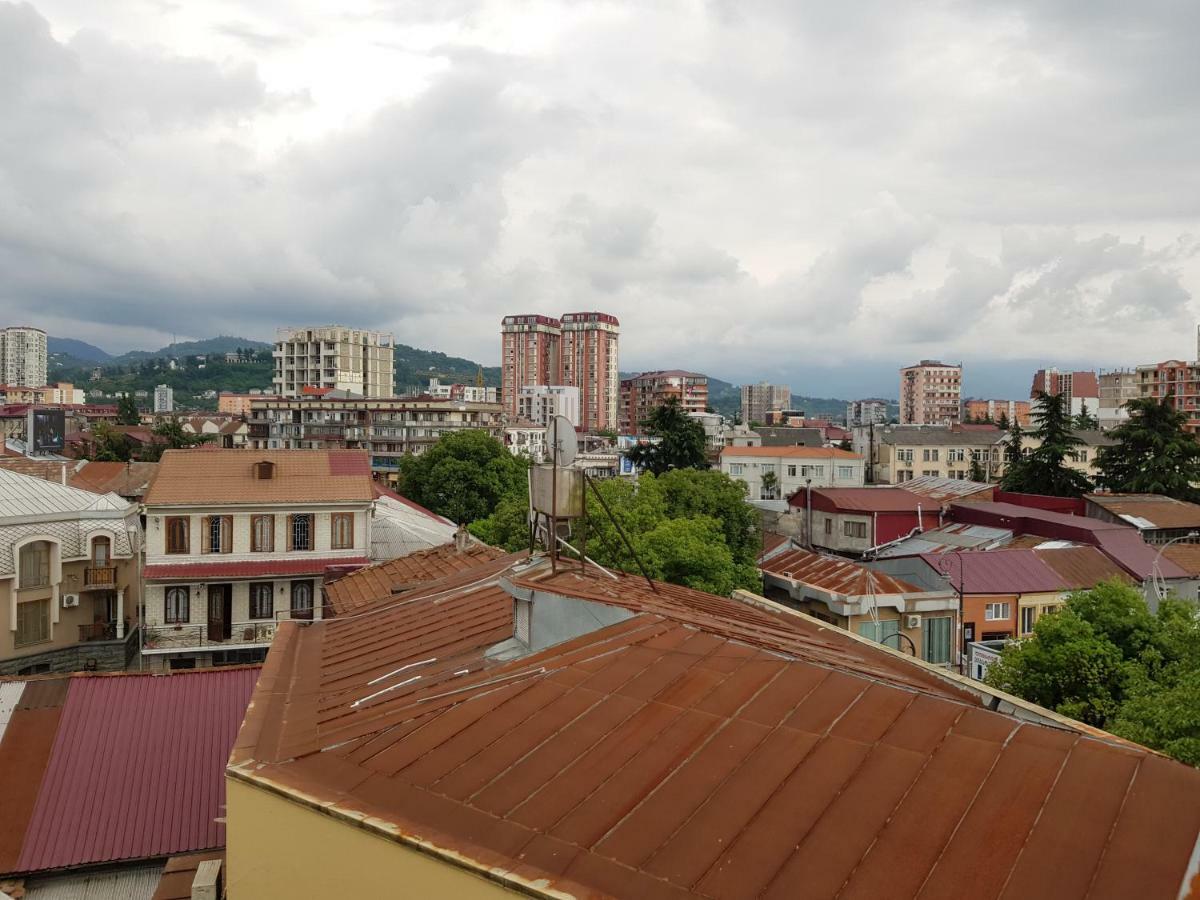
xmin=468 ymin=491 xmax=531 ymax=551
xmin=986 ymin=583 xmax=1200 ymax=762
xmin=116 ymin=393 xmax=140 ymax=425
xmin=760 ymin=469 xmax=779 ymax=499
xmin=89 ymin=422 xmax=132 ymax=462
xmin=398 ymin=430 xmax=528 ymax=524
xmin=999 ymin=391 xmax=1091 ymax=497
xmin=1074 ymin=400 xmax=1099 ymax=431
xmin=1094 ymin=394 xmax=1200 ymax=500
xmin=996 ymin=411 xmax=1010 ymax=431
xmin=625 ymin=398 xmax=707 ymax=475
xmin=140 ymin=419 xmax=212 ymax=461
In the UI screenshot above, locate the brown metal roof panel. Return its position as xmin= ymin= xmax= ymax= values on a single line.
xmin=998 ymin=739 xmax=1141 ymax=900
xmin=14 ymin=677 xmax=69 ymax=710
xmin=642 ymin=726 xmax=820 ymax=889
xmin=915 ymin=726 xmax=1077 ymax=900
xmin=694 ymin=657 xmax=787 ymax=718
xmin=839 ymin=731 xmax=1008 ymax=900
xmin=782 ymin=671 xmax=870 ymax=735
xmin=594 ymin=716 xmax=771 ymax=868
xmin=1086 ymin=753 xmax=1200 ymax=900
xmin=828 ymin=683 xmax=915 ymax=745
xmin=0 ymin=705 xmax=62 ymax=873
xmin=696 ymin=734 xmax=875 ymax=900
xmin=738 ymin=664 xmax=829 ymax=728
xmin=761 ymin=742 xmax=929 ymax=899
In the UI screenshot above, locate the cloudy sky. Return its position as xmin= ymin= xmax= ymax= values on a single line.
xmin=3 ymin=0 xmax=1199 ymax=397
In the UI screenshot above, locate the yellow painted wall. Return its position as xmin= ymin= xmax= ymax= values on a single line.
xmin=225 ymin=777 xmax=525 ymax=900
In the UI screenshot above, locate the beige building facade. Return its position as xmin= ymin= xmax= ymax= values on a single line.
xmin=899 ymin=360 xmax=962 ymax=425
xmin=273 ymin=326 xmax=395 ymax=398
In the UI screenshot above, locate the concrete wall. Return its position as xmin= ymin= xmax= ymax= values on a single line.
xmin=225 ymin=778 xmax=522 ymax=900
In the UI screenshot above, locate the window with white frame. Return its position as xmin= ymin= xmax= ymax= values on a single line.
xmin=800 ymin=465 xmax=824 ymax=477
xmin=18 ymin=541 xmax=51 ymax=589
xmin=985 ymin=602 xmax=1011 ymax=621
xmin=729 ymin=463 xmax=744 ymax=475
xmin=787 ymin=465 xmax=797 ymax=477
xmin=843 ymin=521 xmax=867 ymax=539
xmin=837 ymin=466 xmax=854 ymax=479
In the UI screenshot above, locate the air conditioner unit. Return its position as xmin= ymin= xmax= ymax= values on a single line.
xmin=62 ymin=594 xmax=80 ymax=608
xmin=906 ymin=615 xmax=921 ymax=629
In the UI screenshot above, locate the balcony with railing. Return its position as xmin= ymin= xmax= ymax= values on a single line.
xmin=79 ymin=621 xmax=119 ymax=642
xmin=83 ymin=566 xmax=118 ymax=590
xmin=142 ymin=609 xmax=320 ymax=653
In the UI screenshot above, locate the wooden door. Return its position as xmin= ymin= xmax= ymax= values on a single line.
xmin=207 ymin=585 xmax=232 ymax=641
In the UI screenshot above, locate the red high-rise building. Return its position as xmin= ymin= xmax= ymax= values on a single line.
xmin=559 ymin=312 xmax=620 ymax=432
xmin=500 ymin=315 xmax=561 ymax=418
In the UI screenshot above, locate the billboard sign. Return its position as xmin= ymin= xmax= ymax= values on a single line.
xmin=29 ymin=408 xmax=66 ymax=453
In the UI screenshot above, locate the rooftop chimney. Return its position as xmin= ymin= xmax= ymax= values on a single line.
xmin=453 ymin=524 xmax=470 ymax=553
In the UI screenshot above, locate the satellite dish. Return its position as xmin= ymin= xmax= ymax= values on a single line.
xmin=550 ymin=415 xmax=578 ymax=467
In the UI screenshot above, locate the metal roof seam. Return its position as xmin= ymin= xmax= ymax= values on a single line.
xmin=992 ymin=735 xmax=1080 ymax=899
xmin=1083 ymin=753 xmax=1144 ymax=898
xmin=586 ymin=662 xmax=790 ymax=853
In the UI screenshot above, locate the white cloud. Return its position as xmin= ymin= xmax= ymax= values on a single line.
xmin=1 ymin=0 xmax=1198 ymax=398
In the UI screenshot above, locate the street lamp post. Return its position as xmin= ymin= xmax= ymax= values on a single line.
xmin=937 ymin=551 xmax=966 ymax=674
xmin=1150 ymin=531 xmax=1199 ymax=604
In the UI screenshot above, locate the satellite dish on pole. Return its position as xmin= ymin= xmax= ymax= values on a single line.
xmin=551 ymin=415 xmax=578 ymax=467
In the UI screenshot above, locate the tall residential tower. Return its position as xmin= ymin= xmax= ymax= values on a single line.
xmin=899 ymin=360 xmax=962 ymax=425
xmin=0 ymin=326 xmax=48 ymax=388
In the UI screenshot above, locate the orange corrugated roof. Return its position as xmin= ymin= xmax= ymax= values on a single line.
xmin=324 ymin=543 xmax=511 ymax=615
xmin=720 ymin=445 xmax=861 ymax=459
xmin=762 ymin=545 xmax=923 ymax=595
xmin=144 ymin=449 xmax=374 ymax=505
xmin=230 ymin=556 xmax=1200 ymax=899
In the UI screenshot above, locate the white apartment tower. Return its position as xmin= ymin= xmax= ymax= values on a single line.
xmin=1 ymin=326 xmax=48 ymax=388
xmin=740 ymin=382 xmax=791 ymax=425
xmin=273 ymin=326 xmax=395 ymax=398
xmin=899 ymin=360 xmax=962 ymax=425
xmin=153 ymin=384 xmax=175 ymax=413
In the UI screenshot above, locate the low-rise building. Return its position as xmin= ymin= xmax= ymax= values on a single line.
xmin=248 ymin=394 xmax=504 ymax=477
xmin=788 ymin=487 xmax=943 ymax=556
xmin=0 ymin=469 xmax=141 ymax=675
xmin=427 ymin=377 xmax=499 ymax=404
xmin=1084 ymin=493 xmax=1200 ymax=545
xmin=503 ymin=420 xmax=548 ymax=462
xmin=140 ymin=449 xmax=375 ymax=670
xmin=224 ymin=552 xmax=1200 ymax=899
xmin=853 ymin=424 xmax=1005 ymax=484
xmin=760 ymin=542 xmax=958 ymax=665
xmin=963 ymin=398 xmax=1031 ymax=426
xmin=219 ymin=392 xmax=276 ymax=417
xmin=720 ymin=445 xmax=865 ymax=499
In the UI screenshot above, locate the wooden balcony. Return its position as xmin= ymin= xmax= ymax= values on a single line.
xmin=83 ymin=567 xmax=118 ymax=589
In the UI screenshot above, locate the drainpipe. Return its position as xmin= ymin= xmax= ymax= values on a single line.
xmin=805 ymin=479 xmax=813 ymax=549
xmin=917 ymin=503 xmax=923 ymax=534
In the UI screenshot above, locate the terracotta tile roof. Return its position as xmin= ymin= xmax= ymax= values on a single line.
xmin=68 ymin=460 xmax=159 ymax=498
xmin=720 ymin=445 xmax=861 ymax=459
xmin=1033 ymin=546 xmax=1134 ymax=589
xmin=230 ymin=559 xmax=1200 ymax=898
xmin=1086 ymin=493 xmax=1200 ymax=530
xmin=762 ymin=546 xmax=924 ymax=595
xmin=0 ymin=669 xmax=258 ymax=877
xmin=0 ymin=457 xmax=73 ymax=483
xmin=325 ymin=543 xmax=510 ymax=615
xmin=143 ymin=556 xmax=370 ymax=581
xmin=144 ymin=449 xmax=374 ymax=505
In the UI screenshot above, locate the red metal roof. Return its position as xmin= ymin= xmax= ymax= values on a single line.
xmin=144 ymin=556 xmax=370 ymax=580
xmin=3 ymin=669 xmax=258 ymax=875
xmin=918 ymin=549 xmax=1066 ymax=594
xmin=231 ymin=560 xmax=1200 ymax=899
xmin=800 ymin=487 xmax=924 ymax=513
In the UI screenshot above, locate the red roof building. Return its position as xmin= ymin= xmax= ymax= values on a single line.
xmin=0 ymin=668 xmax=258 ymax=882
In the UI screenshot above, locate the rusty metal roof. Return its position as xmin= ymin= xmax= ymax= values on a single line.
xmin=0 ymin=669 xmax=259 ymax=876
xmin=1033 ymin=546 xmax=1134 ymax=589
xmin=231 ymin=557 xmax=1200 ymax=899
xmin=901 ymin=475 xmax=995 ymax=503
xmin=1086 ymin=493 xmax=1200 ymax=530
xmin=324 ymin=543 xmax=512 ymax=615
xmin=762 ymin=546 xmax=924 ymax=595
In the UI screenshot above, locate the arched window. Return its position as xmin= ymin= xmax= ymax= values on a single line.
xmin=165 ymin=586 xmax=190 ymax=624
xmin=18 ymin=541 xmax=51 ymax=589
xmin=290 ymin=580 xmax=314 ymax=620
xmin=92 ymin=536 xmax=111 ymax=567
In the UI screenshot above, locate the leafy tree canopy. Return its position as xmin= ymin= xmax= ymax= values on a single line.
xmin=625 ymin=398 xmax=708 ymax=475
xmin=1094 ymin=394 xmax=1200 ymax=501
xmin=985 ymin=582 xmax=1200 ymax=763
xmin=398 ymin=430 xmax=528 ymax=525
xmin=88 ymin=422 xmax=132 ymax=462
xmin=1074 ymin=400 xmax=1099 ymax=431
xmin=116 ymin=393 xmax=140 ymax=426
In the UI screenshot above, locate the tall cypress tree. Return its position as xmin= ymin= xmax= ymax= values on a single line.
xmin=1095 ymin=394 xmax=1200 ymax=500
xmin=1001 ymin=391 xmax=1092 ymax=497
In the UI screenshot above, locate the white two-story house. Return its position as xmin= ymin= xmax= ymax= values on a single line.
xmin=719 ymin=446 xmax=865 ymax=500
xmin=141 ymin=449 xmax=375 ymax=670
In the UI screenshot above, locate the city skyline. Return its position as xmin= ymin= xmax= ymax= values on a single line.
xmin=1 ymin=2 xmax=1198 ymax=393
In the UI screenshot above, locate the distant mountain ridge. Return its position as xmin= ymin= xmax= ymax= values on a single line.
xmin=48 ymin=337 xmax=112 ymax=362
xmin=114 ymin=336 xmax=272 ymax=364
